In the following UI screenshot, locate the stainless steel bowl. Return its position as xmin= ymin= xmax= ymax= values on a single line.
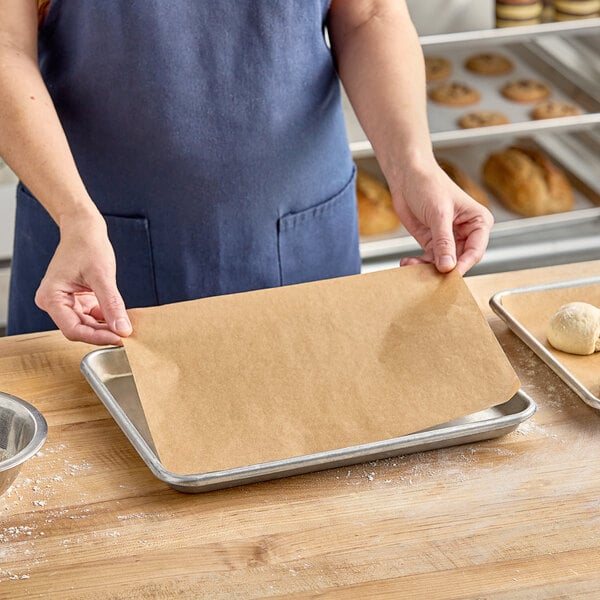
xmin=0 ymin=392 xmax=48 ymax=496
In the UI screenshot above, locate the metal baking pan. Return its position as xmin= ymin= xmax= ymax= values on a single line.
xmin=358 ymin=131 xmax=600 ymax=264
xmin=80 ymin=347 xmax=536 ymax=493
xmin=345 ymin=41 xmax=600 ymax=155
xmin=490 ymin=276 xmax=600 ymax=410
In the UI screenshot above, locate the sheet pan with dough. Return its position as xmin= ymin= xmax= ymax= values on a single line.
xmin=490 ymin=276 xmax=600 ymax=410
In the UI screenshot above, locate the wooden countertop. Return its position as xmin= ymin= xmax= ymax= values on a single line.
xmin=1 ymin=260 xmax=600 ymax=599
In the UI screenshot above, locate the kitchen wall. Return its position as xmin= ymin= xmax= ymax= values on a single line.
xmin=406 ymin=0 xmax=494 ymax=35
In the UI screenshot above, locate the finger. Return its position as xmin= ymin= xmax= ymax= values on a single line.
xmin=73 ymin=295 xmax=117 ymax=329
xmin=455 ymin=226 xmax=490 ymax=275
xmin=72 ymin=294 xmax=100 ymax=317
xmin=400 ymin=254 xmax=434 ymax=267
xmin=72 ymin=294 xmax=113 ymax=327
xmin=87 ymin=274 xmax=132 ymax=337
xmin=77 ymin=310 xmax=113 ymax=330
xmin=69 ymin=323 xmax=124 ymax=346
xmin=429 ymin=212 xmax=457 ymax=273
xmin=42 ymin=293 xmax=123 ymax=345
xmin=72 ymin=304 xmax=123 ymax=341
xmin=88 ymin=304 xmax=106 ymax=322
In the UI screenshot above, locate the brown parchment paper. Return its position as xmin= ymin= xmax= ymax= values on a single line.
xmin=123 ymin=265 xmax=520 ymax=475
xmin=501 ymin=283 xmax=600 ymax=398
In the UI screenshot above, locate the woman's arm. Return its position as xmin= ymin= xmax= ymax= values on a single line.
xmin=328 ymin=0 xmax=493 ymax=275
xmin=0 ymin=0 xmax=131 ymax=344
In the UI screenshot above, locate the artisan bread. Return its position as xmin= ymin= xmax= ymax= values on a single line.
xmin=437 ymin=159 xmax=490 ymax=208
xmin=482 ymin=146 xmax=574 ymax=216
xmin=356 ymin=170 xmax=400 ymax=236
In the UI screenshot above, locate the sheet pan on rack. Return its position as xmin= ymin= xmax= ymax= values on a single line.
xmin=357 ymin=131 xmax=600 ymax=261
xmin=345 ymin=42 xmax=600 ymax=154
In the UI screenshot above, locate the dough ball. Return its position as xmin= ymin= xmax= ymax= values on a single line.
xmin=546 ymin=302 xmax=600 ymax=356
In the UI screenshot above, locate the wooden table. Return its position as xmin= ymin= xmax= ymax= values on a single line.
xmin=1 ymin=261 xmax=600 ymax=599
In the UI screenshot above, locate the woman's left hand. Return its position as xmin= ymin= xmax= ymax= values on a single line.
xmin=388 ymin=161 xmax=494 ymax=276
xmin=328 ymin=1 xmax=494 ymax=275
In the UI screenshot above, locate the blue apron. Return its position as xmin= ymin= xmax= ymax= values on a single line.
xmin=7 ymin=0 xmax=360 ymax=335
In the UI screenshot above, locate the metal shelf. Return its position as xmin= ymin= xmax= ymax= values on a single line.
xmin=419 ymin=18 xmax=600 ymax=48
xmin=357 ymin=129 xmax=600 ymax=275
xmin=361 ymin=229 xmax=600 ymax=277
xmin=346 ymin=38 xmax=600 ymax=156
xmin=350 ymin=114 xmax=600 ymax=156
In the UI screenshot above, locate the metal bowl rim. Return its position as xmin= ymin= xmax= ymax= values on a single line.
xmin=0 ymin=392 xmax=48 ymax=472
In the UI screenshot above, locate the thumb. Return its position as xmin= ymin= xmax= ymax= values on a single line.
xmin=430 ymin=213 xmax=457 ymax=273
xmin=90 ymin=274 xmax=132 ymax=336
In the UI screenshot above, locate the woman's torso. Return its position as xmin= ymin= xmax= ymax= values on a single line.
xmin=8 ymin=1 xmax=359 ymax=334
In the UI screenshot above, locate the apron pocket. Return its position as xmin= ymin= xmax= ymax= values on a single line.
xmin=278 ymin=168 xmax=361 ymax=286
xmin=104 ymin=215 xmax=158 ymax=308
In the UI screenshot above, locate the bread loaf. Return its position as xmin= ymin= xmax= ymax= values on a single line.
xmin=438 ymin=160 xmax=490 ymax=208
xmin=356 ymin=170 xmax=400 ymax=236
xmin=482 ymin=146 xmax=574 ymax=216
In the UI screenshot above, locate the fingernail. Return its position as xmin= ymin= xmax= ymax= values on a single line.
xmin=438 ymin=255 xmax=455 ymax=269
xmin=114 ymin=318 xmax=132 ymax=335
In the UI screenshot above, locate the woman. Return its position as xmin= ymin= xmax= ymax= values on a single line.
xmin=0 ymin=0 xmax=493 ymax=345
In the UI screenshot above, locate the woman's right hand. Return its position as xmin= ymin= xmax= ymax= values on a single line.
xmin=1 ymin=3 xmax=131 ymax=345
xmin=34 ymin=214 xmax=133 ymax=345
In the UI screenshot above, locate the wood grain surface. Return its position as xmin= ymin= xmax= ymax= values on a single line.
xmin=1 ymin=260 xmax=600 ymax=599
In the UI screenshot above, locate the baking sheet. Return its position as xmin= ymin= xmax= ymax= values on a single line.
xmin=424 ymin=44 xmax=595 ymax=135
xmin=357 ymin=132 xmax=600 ymax=257
xmin=80 ymin=346 xmax=536 ymax=493
xmin=120 ymin=266 xmax=520 ymax=477
xmin=434 ymin=139 xmax=598 ymax=226
xmin=344 ymin=41 xmax=600 ymax=152
xmin=490 ymin=276 xmax=600 ymax=409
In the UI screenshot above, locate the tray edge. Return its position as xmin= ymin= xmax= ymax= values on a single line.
xmin=489 ymin=276 xmax=600 ymax=411
xmin=81 ymin=348 xmax=537 ymax=493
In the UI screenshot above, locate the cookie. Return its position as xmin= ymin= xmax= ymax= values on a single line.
xmin=495 ymin=0 xmax=543 ymax=26
xmin=428 ymin=82 xmax=481 ymax=107
xmin=554 ymin=10 xmax=599 ymax=18
xmin=553 ymin=0 xmax=600 ymax=17
xmin=425 ymin=56 xmax=452 ymax=82
xmin=501 ymin=79 xmax=551 ymax=102
xmin=531 ymin=100 xmax=582 ymax=119
xmin=458 ymin=111 xmax=510 ymax=128
xmin=465 ymin=52 xmax=514 ymax=75
xmin=495 ymin=0 xmax=543 ymax=18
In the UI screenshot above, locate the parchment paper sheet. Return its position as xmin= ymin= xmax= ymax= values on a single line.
xmin=123 ymin=265 xmax=520 ymax=475
xmin=501 ymin=283 xmax=600 ymax=396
